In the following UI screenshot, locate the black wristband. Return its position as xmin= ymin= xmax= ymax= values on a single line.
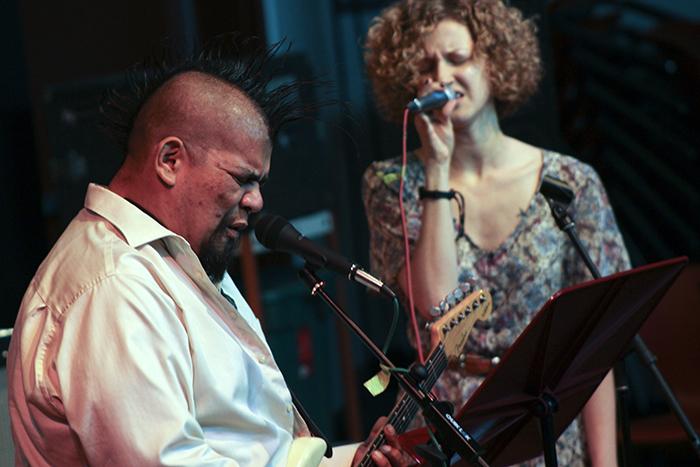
xmin=418 ymin=186 xmax=468 ymax=241
xmin=418 ymin=187 xmax=455 ymax=200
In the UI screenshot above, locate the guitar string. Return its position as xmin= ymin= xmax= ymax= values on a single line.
xmin=360 ymin=344 xmax=449 ymax=465
xmin=359 ymin=297 xmax=483 ymax=464
xmin=359 ymin=352 xmax=449 ymax=467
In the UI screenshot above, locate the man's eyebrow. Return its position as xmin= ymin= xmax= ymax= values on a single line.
xmin=237 ymin=168 xmax=268 ymax=185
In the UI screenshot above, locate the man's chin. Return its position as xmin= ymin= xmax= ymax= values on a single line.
xmin=223 ymin=236 xmax=242 ymax=253
xmin=200 ymin=237 xmax=240 ymax=283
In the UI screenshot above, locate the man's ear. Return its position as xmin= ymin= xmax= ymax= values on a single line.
xmin=154 ymin=137 xmax=185 ymax=187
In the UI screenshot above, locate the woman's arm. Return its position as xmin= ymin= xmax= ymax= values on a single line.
xmin=396 ymin=161 xmax=460 ymax=317
xmin=582 ymin=370 xmax=619 ymax=467
xmin=396 ymin=97 xmax=462 ymax=317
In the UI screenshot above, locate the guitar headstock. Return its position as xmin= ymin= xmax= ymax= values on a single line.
xmin=428 ymin=285 xmax=493 ymax=360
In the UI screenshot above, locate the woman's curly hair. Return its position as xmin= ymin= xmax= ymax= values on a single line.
xmin=365 ymin=0 xmax=542 ymax=123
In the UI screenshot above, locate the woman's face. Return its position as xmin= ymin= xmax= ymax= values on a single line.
xmin=417 ymin=19 xmax=492 ymax=124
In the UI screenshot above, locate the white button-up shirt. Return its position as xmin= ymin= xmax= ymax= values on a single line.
xmin=8 ymin=183 xmax=310 ymax=466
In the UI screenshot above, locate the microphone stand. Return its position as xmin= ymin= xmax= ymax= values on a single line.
xmin=543 ymin=196 xmax=700 ymax=464
xmin=297 ymin=264 xmax=489 ymax=466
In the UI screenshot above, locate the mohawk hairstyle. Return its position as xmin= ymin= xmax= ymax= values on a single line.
xmin=100 ymin=34 xmax=309 ymax=154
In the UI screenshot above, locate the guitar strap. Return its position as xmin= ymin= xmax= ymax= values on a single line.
xmin=290 ymin=390 xmax=333 ymax=458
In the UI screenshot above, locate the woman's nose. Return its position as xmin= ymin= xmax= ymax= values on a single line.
xmin=435 ymin=61 xmax=452 ymax=86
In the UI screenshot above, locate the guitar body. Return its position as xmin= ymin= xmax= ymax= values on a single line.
xmin=286 ymin=436 xmax=327 ymax=467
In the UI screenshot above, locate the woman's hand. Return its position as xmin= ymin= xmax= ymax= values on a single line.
xmin=413 ymin=79 xmax=458 ymax=177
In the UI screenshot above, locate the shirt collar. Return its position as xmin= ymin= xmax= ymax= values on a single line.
xmin=84 ymin=183 xmax=184 ymax=248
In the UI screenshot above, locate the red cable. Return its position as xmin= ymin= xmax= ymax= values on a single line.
xmin=399 ymin=108 xmax=425 ymax=364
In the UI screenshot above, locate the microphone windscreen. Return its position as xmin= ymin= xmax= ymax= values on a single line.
xmin=540 ymin=175 xmax=574 ymax=205
xmin=253 ymin=213 xmax=289 ymax=249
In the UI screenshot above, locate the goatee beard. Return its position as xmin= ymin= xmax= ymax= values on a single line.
xmin=199 ymin=228 xmax=240 ymax=284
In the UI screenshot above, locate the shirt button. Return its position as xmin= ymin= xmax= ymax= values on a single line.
xmin=258 ymin=355 xmax=267 ymax=364
xmin=286 ymin=405 xmax=292 ymax=415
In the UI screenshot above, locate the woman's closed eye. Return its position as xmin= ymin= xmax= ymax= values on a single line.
xmin=417 ymin=53 xmax=472 ymax=75
xmin=447 ymin=52 xmax=471 ymax=65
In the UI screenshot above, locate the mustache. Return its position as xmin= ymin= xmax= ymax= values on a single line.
xmin=215 ymin=211 xmax=252 ymax=235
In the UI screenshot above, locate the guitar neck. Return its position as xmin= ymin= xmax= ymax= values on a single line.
xmin=357 ymin=344 xmax=448 ymax=467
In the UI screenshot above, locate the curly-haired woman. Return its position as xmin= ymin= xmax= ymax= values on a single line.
xmin=362 ymin=1 xmax=629 ymax=465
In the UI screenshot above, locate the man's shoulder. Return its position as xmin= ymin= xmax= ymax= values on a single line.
xmin=31 ymin=208 xmax=162 ymax=314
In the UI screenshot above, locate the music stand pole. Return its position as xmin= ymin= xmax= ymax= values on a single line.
xmin=536 ymin=393 xmax=560 ymax=467
xmin=544 ymin=197 xmax=700 ymax=461
xmin=297 ymin=264 xmax=489 ymax=466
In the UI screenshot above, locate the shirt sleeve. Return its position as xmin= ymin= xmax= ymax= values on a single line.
xmin=52 ymin=273 xmax=241 ymax=466
xmin=564 ymin=163 xmax=632 ymax=283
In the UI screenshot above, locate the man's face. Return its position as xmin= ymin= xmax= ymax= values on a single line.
xmin=183 ymin=122 xmax=271 ymax=283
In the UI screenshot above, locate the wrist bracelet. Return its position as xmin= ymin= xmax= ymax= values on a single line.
xmin=418 ymin=187 xmax=455 ymax=200
xmin=417 ymin=186 xmax=468 ymax=241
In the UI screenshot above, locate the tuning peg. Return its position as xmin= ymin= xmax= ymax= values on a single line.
xmin=440 ymin=301 xmax=450 ymax=314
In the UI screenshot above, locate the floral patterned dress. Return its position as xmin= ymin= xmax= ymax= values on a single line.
xmin=362 ymin=150 xmax=631 ymax=466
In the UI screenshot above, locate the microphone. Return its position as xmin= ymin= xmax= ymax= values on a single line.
xmin=406 ymin=84 xmax=460 ymax=112
xmin=253 ymin=213 xmax=396 ymax=299
xmin=540 ymin=175 xmax=574 ymax=206
xmin=540 ymin=175 xmax=576 ymax=232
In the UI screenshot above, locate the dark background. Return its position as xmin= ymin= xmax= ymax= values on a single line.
xmin=1 ymin=0 xmax=698 ymax=465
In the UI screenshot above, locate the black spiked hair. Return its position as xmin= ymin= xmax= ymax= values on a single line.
xmin=100 ymin=33 xmax=308 ymax=154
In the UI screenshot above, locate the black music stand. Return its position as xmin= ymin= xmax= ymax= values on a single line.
xmin=401 ymin=257 xmax=687 ymax=466
xmin=452 ymin=257 xmax=688 ymax=466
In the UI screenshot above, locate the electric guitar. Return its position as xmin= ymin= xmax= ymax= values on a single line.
xmin=355 ymin=286 xmax=493 ymax=467
xmin=286 ymin=286 xmax=493 ymax=467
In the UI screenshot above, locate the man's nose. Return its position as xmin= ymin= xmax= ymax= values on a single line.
xmin=241 ymin=187 xmax=263 ymax=213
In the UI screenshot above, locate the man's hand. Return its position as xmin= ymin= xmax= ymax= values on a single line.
xmin=352 ymin=417 xmax=416 ymax=466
